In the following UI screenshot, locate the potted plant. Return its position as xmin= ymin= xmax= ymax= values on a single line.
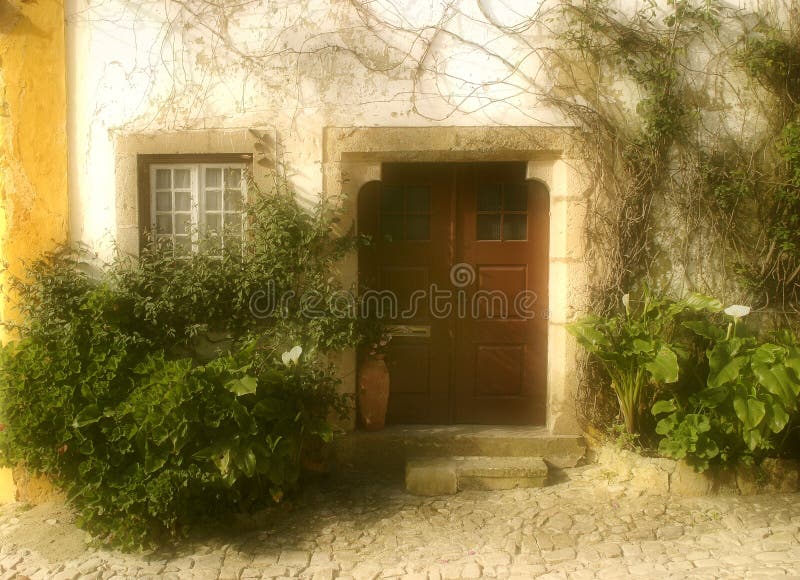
xmin=357 ymin=323 xmax=392 ymax=431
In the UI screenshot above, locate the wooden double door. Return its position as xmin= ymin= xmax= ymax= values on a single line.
xmin=358 ymin=163 xmax=549 ymax=425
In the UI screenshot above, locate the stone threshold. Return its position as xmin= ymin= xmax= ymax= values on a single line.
xmin=330 ymin=424 xmax=586 ymax=476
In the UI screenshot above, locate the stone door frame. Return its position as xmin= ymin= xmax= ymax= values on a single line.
xmin=323 ymin=126 xmax=588 ymax=435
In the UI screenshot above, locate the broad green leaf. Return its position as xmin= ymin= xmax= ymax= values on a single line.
xmin=655 ymin=414 xmax=677 ymax=435
xmin=785 ymin=356 xmax=800 ymax=378
xmin=644 ymin=345 xmax=679 ymax=383
xmin=766 ymin=404 xmax=790 ymax=434
xmin=193 ymin=446 xmax=216 ymax=460
xmin=733 ymin=396 xmax=765 ymax=431
xmin=72 ymin=404 xmax=102 ymax=428
xmin=225 ymin=376 xmax=258 ymax=396
xmin=682 ymin=320 xmax=725 ymax=341
xmin=632 ymin=338 xmax=655 ymax=354
xmin=751 ymin=343 xmax=783 ymax=366
xmin=651 ymin=399 xmax=677 ymax=416
xmin=708 ymin=356 xmax=747 ymax=388
xmin=684 ymin=293 xmax=723 ymax=312
xmin=567 ymin=320 xmax=611 ymax=350
xmin=743 ymin=427 xmax=762 ymax=451
xmin=169 ymin=422 xmax=189 ymax=453
xmin=238 ymin=448 xmax=257 ymax=478
xmin=79 ymin=439 xmax=94 ymax=455
xmin=708 ymin=341 xmax=731 ymax=373
xmin=659 ymin=437 xmax=688 ymax=459
xmin=685 ymin=413 xmax=711 ymax=433
xmin=753 ymin=362 xmax=800 ymax=405
xmin=695 ymin=436 xmax=719 ymax=459
xmin=231 ymin=401 xmax=258 ymax=435
xmin=144 ymin=450 xmax=167 ymax=474
xmin=218 ymin=448 xmax=232 ymax=476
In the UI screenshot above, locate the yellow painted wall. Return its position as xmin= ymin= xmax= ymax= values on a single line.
xmin=0 ymin=0 xmax=70 ymax=502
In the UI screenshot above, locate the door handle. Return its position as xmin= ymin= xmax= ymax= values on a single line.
xmin=385 ymin=324 xmax=431 ymax=338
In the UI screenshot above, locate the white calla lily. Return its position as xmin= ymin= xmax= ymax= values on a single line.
xmin=723 ymin=305 xmax=751 ymax=319
xmin=281 ymin=345 xmax=303 ymax=367
xmin=622 ymin=293 xmax=630 ymax=311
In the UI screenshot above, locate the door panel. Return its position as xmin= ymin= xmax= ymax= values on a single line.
xmin=357 ymin=165 xmax=453 ymax=424
xmin=358 ymin=162 xmax=548 ymax=425
xmin=455 ymin=163 xmax=548 ymax=424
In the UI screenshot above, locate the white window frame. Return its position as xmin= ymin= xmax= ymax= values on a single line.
xmin=149 ymin=162 xmax=248 ymax=255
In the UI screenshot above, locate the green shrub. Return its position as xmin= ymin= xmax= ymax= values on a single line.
xmin=567 ymin=288 xmax=720 ymax=434
xmin=653 ymin=310 xmax=800 ymax=470
xmin=0 ymin=187 xmax=359 ymax=549
xmin=1 ymin=334 xmax=343 ymax=548
xmin=571 ymin=287 xmax=800 ymax=470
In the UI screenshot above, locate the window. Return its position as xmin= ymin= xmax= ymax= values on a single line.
xmin=476 ymin=182 xmax=528 ymax=241
xmin=380 ymin=184 xmax=431 ymax=241
xmin=145 ymin=159 xmax=248 ymax=255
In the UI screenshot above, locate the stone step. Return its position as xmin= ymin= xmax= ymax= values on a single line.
xmin=405 ymin=456 xmax=549 ymax=495
xmin=331 ymin=425 xmax=585 ymax=476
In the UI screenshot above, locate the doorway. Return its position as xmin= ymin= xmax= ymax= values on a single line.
xmin=358 ymin=162 xmax=549 ymax=425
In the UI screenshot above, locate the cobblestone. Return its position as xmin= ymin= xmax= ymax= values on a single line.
xmin=0 ymin=466 xmax=797 ymax=578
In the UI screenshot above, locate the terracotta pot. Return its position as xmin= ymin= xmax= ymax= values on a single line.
xmin=357 ymin=354 xmax=390 ymax=431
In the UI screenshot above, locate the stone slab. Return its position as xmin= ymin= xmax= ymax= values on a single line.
xmin=406 ymin=456 xmax=549 ymax=494
xmin=333 ymin=425 xmax=585 ymax=477
xmin=405 ymin=457 xmax=458 ymax=496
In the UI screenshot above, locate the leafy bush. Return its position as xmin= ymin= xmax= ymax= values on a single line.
xmin=567 ymin=288 xmax=720 ymax=434
xmin=571 ymin=287 xmax=800 ymax=470
xmin=0 ymin=188 xmax=359 ymax=549
xmin=105 ymin=186 xmax=365 ymax=355
xmin=653 ymin=309 xmax=800 ymax=470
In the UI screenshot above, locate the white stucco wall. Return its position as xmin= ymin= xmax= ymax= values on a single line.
xmin=65 ymin=0 xmax=788 ymax=256
xmin=65 ymin=0 xmax=579 ymax=257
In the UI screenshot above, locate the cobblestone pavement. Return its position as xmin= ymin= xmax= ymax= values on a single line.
xmin=0 ymin=466 xmax=798 ymax=579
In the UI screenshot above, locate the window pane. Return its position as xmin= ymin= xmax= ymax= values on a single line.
xmin=406 ymin=215 xmax=430 ymax=240
xmin=205 ymin=190 xmax=221 ymax=211
xmin=381 ymin=214 xmax=403 ymax=241
xmin=175 ymin=214 xmax=191 ymax=235
xmin=205 ymin=168 xmax=222 ymax=189
xmin=175 ymin=191 xmax=191 ymax=211
xmin=478 ymin=185 xmax=502 ymax=211
xmin=155 ymin=169 xmax=171 ymax=189
xmin=381 ymin=186 xmax=404 ymax=213
xmin=477 ymin=214 xmax=501 ymax=240
xmin=156 ymin=214 xmax=172 ymax=234
xmin=174 ymin=169 xmax=191 ymax=189
xmin=205 ymin=213 xmax=222 ymax=233
xmin=406 ymin=186 xmax=430 ymax=212
xmin=504 ymin=186 xmax=528 ymax=211
xmin=503 ymin=214 xmax=527 ymax=240
xmin=224 ymin=190 xmax=243 ymax=212
xmin=156 ymin=191 xmax=171 ymax=211
xmin=225 ymin=168 xmax=242 ymax=189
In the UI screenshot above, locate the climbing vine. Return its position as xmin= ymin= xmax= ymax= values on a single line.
xmin=543 ymin=0 xmax=800 ymax=428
